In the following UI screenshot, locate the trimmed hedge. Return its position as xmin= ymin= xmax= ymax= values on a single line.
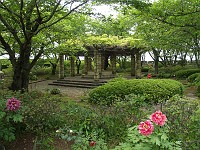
xmin=187 ymin=73 xmax=200 ymax=83
xmin=88 ymin=79 xmax=183 ymax=106
xmin=175 ymin=69 xmax=200 ymax=78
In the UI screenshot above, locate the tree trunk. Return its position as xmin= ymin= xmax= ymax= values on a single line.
xmin=51 ymin=63 xmax=57 ymax=75
xmin=76 ymin=57 xmax=81 ymax=75
xmin=10 ymin=45 xmax=31 ymax=92
xmin=135 ymin=49 xmax=142 ymax=79
xmin=153 ymin=49 xmax=159 ymax=74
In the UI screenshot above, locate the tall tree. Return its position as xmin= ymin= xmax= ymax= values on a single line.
xmin=0 ymin=0 xmax=88 ymax=91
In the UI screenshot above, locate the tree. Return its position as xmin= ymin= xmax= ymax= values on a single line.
xmin=0 ymin=0 xmax=88 ymax=91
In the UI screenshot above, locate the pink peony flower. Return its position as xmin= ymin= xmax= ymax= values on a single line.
xmin=150 ymin=110 xmax=167 ymax=126
xmin=6 ymin=97 xmax=21 ymax=111
xmin=138 ymin=120 xmax=154 ymax=136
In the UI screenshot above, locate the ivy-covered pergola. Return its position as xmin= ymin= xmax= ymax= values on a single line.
xmin=58 ymin=35 xmax=144 ymax=80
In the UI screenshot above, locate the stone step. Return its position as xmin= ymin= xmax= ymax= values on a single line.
xmin=48 ymin=78 xmax=108 ymax=88
xmin=52 ymin=80 xmax=105 ymax=86
xmin=48 ymin=82 xmax=100 ymax=88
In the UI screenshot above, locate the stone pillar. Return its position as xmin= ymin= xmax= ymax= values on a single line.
xmin=94 ymin=49 xmax=100 ymax=81
xmin=135 ymin=49 xmax=142 ymax=79
xmin=59 ymin=54 xmax=64 ymax=79
xmin=101 ymin=54 xmax=105 ymax=70
xmin=88 ymin=57 xmax=92 ymax=71
xmin=84 ymin=55 xmax=88 ymax=75
xmin=70 ymin=56 xmax=75 ymax=77
xmin=131 ymin=53 xmax=136 ymax=76
xmin=110 ymin=53 xmax=116 ymax=75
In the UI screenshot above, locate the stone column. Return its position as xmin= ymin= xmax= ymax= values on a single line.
xmin=110 ymin=53 xmax=116 ymax=75
xmin=135 ymin=49 xmax=142 ymax=79
xmin=88 ymin=57 xmax=92 ymax=71
xmin=94 ymin=49 xmax=100 ymax=81
xmin=131 ymin=53 xmax=136 ymax=76
xmin=70 ymin=56 xmax=75 ymax=77
xmin=84 ymin=55 xmax=88 ymax=75
xmin=59 ymin=54 xmax=64 ymax=79
xmin=101 ymin=54 xmax=105 ymax=70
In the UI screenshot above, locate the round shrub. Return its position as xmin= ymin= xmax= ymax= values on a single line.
xmin=175 ymin=69 xmax=200 ymax=78
xmin=187 ymin=73 xmax=200 ymax=83
xmin=50 ymin=88 xmax=61 ymax=95
xmin=88 ymin=79 xmax=183 ymax=106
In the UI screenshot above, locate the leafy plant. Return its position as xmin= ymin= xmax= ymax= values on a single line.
xmin=175 ymin=69 xmax=200 ymax=79
xmin=163 ymin=95 xmax=200 ymax=149
xmin=88 ymin=79 xmax=183 ymax=105
xmin=0 ymin=97 xmax=24 ymax=141
xmin=50 ymin=88 xmax=61 ymax=95
xmin=113 ymin=111 xmax=182 ymax=150
xmin=71 ymin=131 xmax=108 ymax=150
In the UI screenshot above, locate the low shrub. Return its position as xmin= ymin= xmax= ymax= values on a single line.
xmin=196 ymin=81 xmax=200 ymax=97
xmin=50 ymin=88 xmax=61 ymax=95
xmin=187 ymin=73 xmax=200 ymax=83
xmin=61 ymin=102 xmax=130 ymax=144
xmin=157 ymin=73 xmax=172 ymax=78
xmin=22 ymin=93 xmax=66 ymax=135
xmin=163 ymin=95 xmax=200 ymax=149
xmin=88 ymin=79 xmax=183 ymax=106
xmin=175 ymin=69 xmax=200 ymax=78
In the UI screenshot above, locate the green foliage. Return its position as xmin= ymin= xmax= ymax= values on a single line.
xmin=31 ymin=66 xmax=52 ymax=76
xmin=22 ymin=92 xmax=66 ymax=135
xmin=163 ymin=95 xmax=200 ymax=149
xmin=113 ymin=113 xmax=182 ymax=150
xmin=71 ymin=131 xmax=108 ymax=150
xmin=175 ymin=69 xmax=200 ymax=79
xmin=50 ymin=88 xmax=61 ymax=95
xmin=196 ymin=81 xmax=200 ymax=97
xmin=60 ymin=102 xmax=130 ymax=144
xmin=187 ymin=73 xmax=200 ymax=83
xmin=0 ymin=93 xmax=24 ymax=142
xmin=2 ymin=65 xmax=14 ymax=77
xmin=157 ymin=73 xmax=172 ymax=79
xmin=88 ymin=79 xmax=183 ymax=106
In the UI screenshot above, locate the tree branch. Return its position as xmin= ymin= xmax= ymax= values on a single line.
xmin=0 ymin=14 xmax=22 ymax=46
xmin=30 ymin=46 xmax=44 ymax=69
xmin=41 ymin=0 xmax=62 ymax=24
xmin=154 ymin=17 xmax=200 ymax=30
xmin=35 ymin=0 xmax=88 ymax=35
xmin=0 ymin=33 xmax=16 ymax=66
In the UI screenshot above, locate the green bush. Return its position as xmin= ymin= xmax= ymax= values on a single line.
xmin=175 ymin=69 xmax=200 ymax=78
xmin=50 ymin=88 xmax=61 ymax=95
xmin=196 ymin=81 xmax=200 ymax=97
xmin=157 ymin=73 xmax=172 ymax=78
xmin=187 ymin=73 xmax=200 ymax=83
xmin=163 ymin=95 xmax=200 ymax=149
xmin=63 ymin=103 xmax=128 ymax=143
xmin=88 ymin=79 xmax=183 ymax=106
xmin=22 ymin=92 xmax=66 ymax=135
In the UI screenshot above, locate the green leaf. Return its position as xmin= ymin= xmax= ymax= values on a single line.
xmin=13 ymin=114 xmax=23 ymax=122
xmin=161 ymin=133 xmax=168 ymax=141
xmin=0 ymin=111 xmax=6 ymax=119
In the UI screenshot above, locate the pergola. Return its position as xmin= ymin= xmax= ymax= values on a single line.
xmin=58 ymin=36 xmax=143 ymax=80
